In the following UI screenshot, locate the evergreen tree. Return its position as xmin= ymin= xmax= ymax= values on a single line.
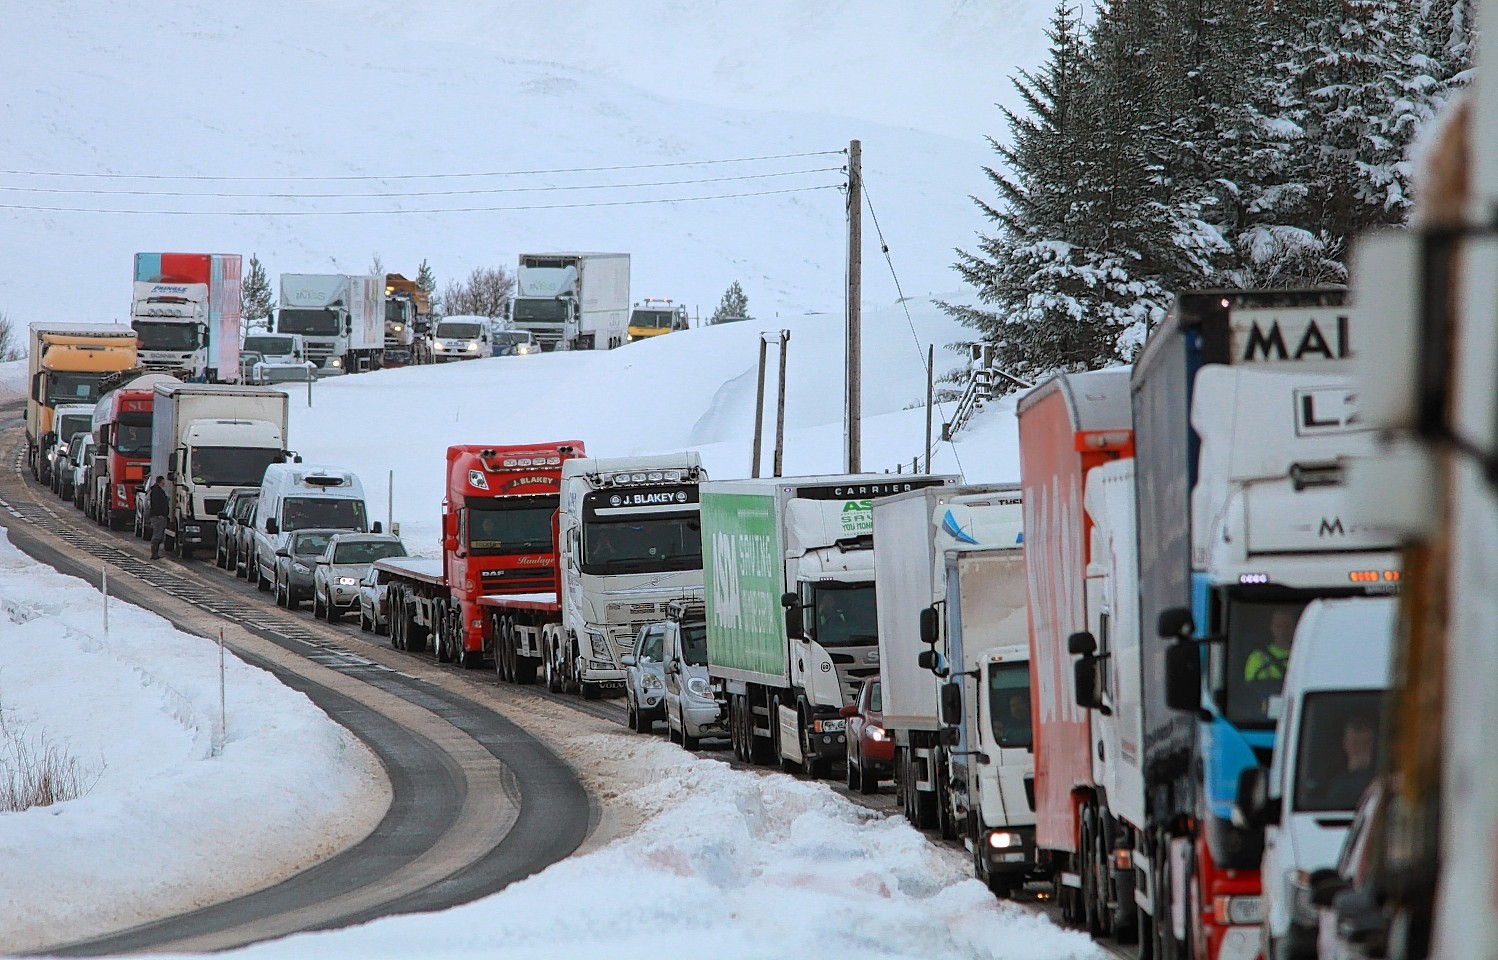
xmin=241 ymin=255 xmax=275 ymax=334
xmin=710 ymin=281 xmax=749 ymax=324
xmin=417 ymin=259 xmax=439 ymax=319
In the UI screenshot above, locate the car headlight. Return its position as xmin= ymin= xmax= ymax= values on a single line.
xmin=687 ymin=677 xmax=711 ymax=697
xmin=293 ymin=562 xmax=311 ymax=574
xmin=867 ymin=726 xmax=890 ymax=741
xmin=337 ymin=576 xmax=358 ymax=586
xmin=467 ymin=340 xmax=479 ymax=351
xmin=642 ymin=673 xmax=663 ymax=690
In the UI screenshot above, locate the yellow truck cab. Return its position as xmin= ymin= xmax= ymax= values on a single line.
xmin=26 ymin=323 xmax=138 ymax=483
xmin=626 ymin=298 xmax=688 ymax=343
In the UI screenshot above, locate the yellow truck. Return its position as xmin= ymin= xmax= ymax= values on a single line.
xmin=626 ymin=298 xmax=689 ymax=343
xmin=26 ymin=323 xmax=138 ymax=484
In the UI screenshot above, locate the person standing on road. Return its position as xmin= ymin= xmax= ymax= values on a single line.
xmin=148 ymin=476 xmax=169 ymax=560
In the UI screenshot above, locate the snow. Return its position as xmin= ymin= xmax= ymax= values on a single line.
xmin=212 ymin=738 xmax=1102 ymax=960
xmin=0 ymin=531 xmax=387 ymax=954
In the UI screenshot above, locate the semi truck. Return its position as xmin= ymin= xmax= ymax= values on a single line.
xmin=275 ymin=274 xmax=385 ymax=372
xmin=148 ymin=383 xmax=291 ymax=560
xmin=704 ymin=474 xmax=958 ymax=777
xmin=90 ymin=374 xmax=178 ymax=530
xmin=26 ymin=323 xmax=138 ymax=485
xmin=382 ymin=273 xmax=431 ymax=366
xmin=511 ymin=252 xmax=630 ymax=351
xmin=131 ymin=252 xmax=243 ymax=382
xmin=872 ymin=483 xmax=1035 ymax=895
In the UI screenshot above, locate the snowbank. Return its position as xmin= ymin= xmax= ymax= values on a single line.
xmin=0 ymin=532 xmax=387 ymax=953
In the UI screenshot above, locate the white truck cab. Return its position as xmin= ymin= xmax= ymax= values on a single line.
xmin=1241 ymin=597 xmax=1396 ymax=960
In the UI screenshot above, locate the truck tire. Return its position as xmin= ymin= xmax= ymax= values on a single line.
xmin=1081 ymin=806 xmax=1104 ymax=937
xmin=582 ymin=682 xmax=601 ymax=701
xmin=434 ymin=607 xmax=454 ymax=664
xmin=799 ymin=708 xmax=828 ymax=779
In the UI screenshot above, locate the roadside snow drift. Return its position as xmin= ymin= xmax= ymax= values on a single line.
xmin=212 ymin=737 xmax=1105 ymax=960
xmin=0 ymin=532 xmax=386 ymax=954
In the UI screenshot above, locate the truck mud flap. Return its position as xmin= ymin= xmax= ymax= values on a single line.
xmin=777 ymin=703 xmax=802 ymax=762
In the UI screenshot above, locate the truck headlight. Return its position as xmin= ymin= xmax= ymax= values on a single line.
xmin=1212 ymin=894 xmax=1263 ymax=926
xmin=329 ymin=357 xmax=343 ymax=368
xmin=587 ymin=630 xmax=612 ymax=659
xmin=988 ymin=831 xmax=1021 ymax=849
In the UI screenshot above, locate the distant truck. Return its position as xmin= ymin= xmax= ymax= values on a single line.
xmin=131 ymin=253 xmax=243 ymax=382
xmin=275 ymin=274 xmax=385 ymax=372
xmin=703 ymin=474 xmax=958 ymax=777
xmin=872 ymin=484 xmax=1035 ymax=894
xmin=382 ymin=273 xmax=431 ymax=366
xmin=627 ymin=298 xmax=689 ymax=342
xmin=26 ymin=323 xmax=138 ymax=485
xmin=148 ymin=383 xmax=291 ymax=560
xmin=90 ymin=374 xmax=178 ymax=530
xmin=511 ymin=252 xmax=630 ymax=351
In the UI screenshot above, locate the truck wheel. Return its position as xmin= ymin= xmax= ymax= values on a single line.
xmin=462 ymin=650 xmax=482 ymax=669
xmin=582 ymin=682 xmax=601 ymax=701
xmin=434 ymin=611 xmax=453 ymax=663
xmin=1081 ymin=807 xmax=1104 ymax=936
xmin=799 ymin=711 xmax=827 ymax=779
xmin=515 ymin=656 xmax=538 ymax=685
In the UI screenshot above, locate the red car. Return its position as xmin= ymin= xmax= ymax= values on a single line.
xmin=842 ymin=677 xmax=893 ymax=794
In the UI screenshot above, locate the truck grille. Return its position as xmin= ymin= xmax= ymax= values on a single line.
xmin=479 ymin=569 xmax=553 ymax=593
xmin=306 ymin=343 xmax=336 ymax=365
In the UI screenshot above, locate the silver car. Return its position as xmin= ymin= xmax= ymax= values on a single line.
xmin=357 ymin=565 xmax=396 ymax=635
xmin=663 ymin=602 xmax=725 ymax=749
xmin=312 ymin=533 xmax=407 ymax=623
xmin=274 ymin=528 xmax=340 ymax=610
xmin=621 ymin=623 xmax=668 ymax=734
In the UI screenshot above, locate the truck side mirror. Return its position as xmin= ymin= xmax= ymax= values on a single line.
xmin=939 ymin=682 xmax=963 ymax=726
xmin=266 ymin=518 xmax=279 ymax=535
xmin=919 ymin=606 xmax=940 ymax=645
xmin=31 ymin=372 xmax=43 ymax=402
xmin=1068 ymin=631 xmax=1097 ymax=655
xmin=1233 ymin=766 xmax=1279 ymax=829
xmin=167 ymin=451 xmax=178 ymax=476
xmin=918 ymin=649 xmax=940 ymax=671
xmin=1158 ymin=606 xmax=1195 ymax=639
xmin=1074 ymin=656 xmax=1103 ymax=710
xmin=781 ymin=591 xmax=804 ymax=640
xmin=1164 ymin=642 xmax=1204 ymax=714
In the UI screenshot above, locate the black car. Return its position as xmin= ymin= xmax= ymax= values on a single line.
xmin=216 ymin=489 xmax=259 ymax=571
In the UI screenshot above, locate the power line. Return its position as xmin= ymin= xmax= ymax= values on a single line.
xmin=0 ymin=166 xmax=840 ymax=200
xmin=0 ymin=150 xmax=845 ymax=183
xmin=0 ymin=183 xmax=843 ymax=216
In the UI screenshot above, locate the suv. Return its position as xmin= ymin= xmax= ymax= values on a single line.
xmin=661 ymin=601 xmax=724 ymax=749
xmin=621 ymin=623 xmax=668 ymax=734
xmin=215 ymin=489 xmax=259 ymax=571
xmin=312 ymin=533 xmax=408 ymax=623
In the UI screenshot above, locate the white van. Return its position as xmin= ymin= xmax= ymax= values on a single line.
xmin=1239 ymin=596 xmax=1397 ymax=960
xmin=430 ymin=315 xmax=494 ymax=362
xmin=250 ymin=463 xmax=377 ymax=592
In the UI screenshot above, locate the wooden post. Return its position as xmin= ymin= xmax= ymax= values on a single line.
xmin=846 ymin=139 xmax=863 ymax=474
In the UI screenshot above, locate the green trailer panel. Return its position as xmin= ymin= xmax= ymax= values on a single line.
xmin=702 ymin=491 xmax=787 ymax=682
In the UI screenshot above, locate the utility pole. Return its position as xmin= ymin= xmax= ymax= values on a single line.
xmin=925 ymin=343 xmax=934 ymax=474
xmin=846 ymin=139 xmax=863 ymax=474
xmin=774 ymin=330 xmax=790 ymax=477
xmin=751 ymin=335 xmax=769 ymax=478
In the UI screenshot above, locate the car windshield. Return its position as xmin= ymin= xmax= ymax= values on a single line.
xmin=114 ymin=415 xmax=152 ymax=456
xmin=333 ymin=540 xmax=407 ymax=564
xmin=492 ymin=332 xmax=531 ymax=346
xmin=292 ymin=531 xmax=335 ymax=556
xmin=283 ymin=496 xmax=367 ymax=532
xmin=244 ymin=336 xmax=296 ymax=355
xmin=580 ymin=516 xmax=702 ymax=574
xmin=681 ymin=621 xmax=708 ymax=666
xmin=810 ymin=584 xmax=877 ymax=647
xmin=1223 ymin=599 xmax=1309 ymax=727
xmin=636 ymin=628 xmax=664 ymax=663
xmin=278 ymin=308 xmax=340 ymax=335
xmin=132 ymin=320 xmax=200 ymax=351
xmin=512 ymin=299 xmax=567 ymax=323
xmin=45 ymin=372 xmax=107 ymax=404
xmin=988 ymin=661 xmax=1033 ymax=750
xmin=437 ymin=322 xmax=482 ymax=339
xmin=1294 ymin=689 xmax=1385 ymax=813
xmin=467 ymin=497 xmax=557 ymax=555
xmin=190 ymin=447 xmax=281 ymax=487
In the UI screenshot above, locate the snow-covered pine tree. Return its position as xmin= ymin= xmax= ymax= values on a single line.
xmin=710 ymin=281 xmax=749 ymax=324
xmin=241 ymin=255 xmax=275 ymax=335
xmin=417 ymin=259 xmax=439 ymax=319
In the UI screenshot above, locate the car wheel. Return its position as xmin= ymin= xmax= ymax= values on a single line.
xmin=313 ymin=590 xmax=326 ymax=619
xmin=257 ymin=563 xmax=270 ymax=592
xmin=275 ymin=573 xmax=287 ymax=607
xmin=681 ymin=709 xmax=700 ymax=750
xmin=847 ymin=752 xmax=862 ymax=790
xmin=326 ymin=599 xmax=342 ymax=625
xmin=858 ymin=759 xmax=878 ymax=795
xmin=626 ymin=696 xmax=638 ymax=732
xmin=359 ymin=607 xmax=371 ymax=632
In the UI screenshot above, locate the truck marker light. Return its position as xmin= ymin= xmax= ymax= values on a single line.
xmin=1383 ymin=570 xmax=1401 ymax=581
xmin=1239 ymin=573 xmax=1270 ymax=584
xmin=1349 ymin=570 xmax=1381 ymax=583
xmin=1112 ymin=849 xmax=1132 ymax=870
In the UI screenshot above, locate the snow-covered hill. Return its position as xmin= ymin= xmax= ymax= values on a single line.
xmin=1 ymin=2 xmax=1049 ymax=326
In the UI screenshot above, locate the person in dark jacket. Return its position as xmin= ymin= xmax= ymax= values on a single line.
xmin=148 ymin=476 xmax=169 ymax=559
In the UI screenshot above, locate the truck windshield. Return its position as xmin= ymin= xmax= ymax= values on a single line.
xmin=681 ymin=621 xmax=709 ymax=666
xmin=811 ymin=584 xmax=877 ymax=647
xmin=190 ymin=447 xmax=282 ymax=488
xmin=581 ymin=516 xmax=702 ymax=574
xmin=333 ymin=540 xmax=407 ymax=564
xmin=989 ymin=661 xmax=1034 ymax=750
xmin=283 ymin=496 xmax=367 ymax=532
xmin=1222 ymin=599 xmax=1310 ymax=728
xmin=45 ymin=372 xmax=107 ymax=404
xmin=437 ymin=322 xmax=482 ymax=339
xmin=132 ymin=320 xmax=200 ymax=351
xmin=630 ymin=310 xmax=673 ymax=330
xmin=1293 ymin=690 xmax=1384 ymax=813
xmin=114 ymin=414 xmax=152 ymax=456
xmin=244 ymin=336 xmax=296 ymax=355
xmin=278 ymin=308 xmax=341 ymax=335
xmin=512 ymin=299 xmax=567 ymax=323
xmin=467 ymin=497 xmax=557 ymax=555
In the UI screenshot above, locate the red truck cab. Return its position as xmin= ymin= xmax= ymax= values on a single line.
xmin=443 ymin=442 xmax=585 ymax=659
xmin=92 ymin=382 xmax=157 ymax=530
